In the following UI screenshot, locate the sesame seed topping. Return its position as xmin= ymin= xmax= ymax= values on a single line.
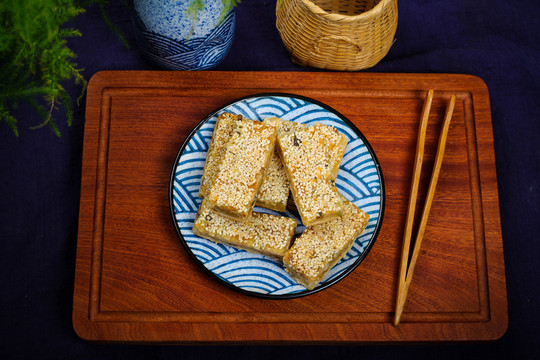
xmin=193 ymin=200 xmax=297 ymax=259
xmin=198 ymin=113 xmax=243 ymax=198
xmin=255 ymin=117 xmax=291 ymax=212
xmin=283 ymin=200 xmax=370 ymax=289
xmin=276 ymin=121 xmax=345 ymax=226
xmin=193 ymin=115 xmax=370 ymax=290
xmin=255 ymin=149 xmax=290 ymax=211
xmin=207 ymin=117 xmax=277 ymax=220
xmin=311 ymin=123 xmax=348 ymax=180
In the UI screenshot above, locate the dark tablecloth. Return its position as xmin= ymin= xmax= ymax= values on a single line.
xmin=1 ymin=1 xmax=539 ymax=358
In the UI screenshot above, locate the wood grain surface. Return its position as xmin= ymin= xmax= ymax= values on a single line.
xmin=72 ymin=71 xmax=507 ymax=343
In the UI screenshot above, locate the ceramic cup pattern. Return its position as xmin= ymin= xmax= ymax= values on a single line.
xmin=133 ymin=0 xmax=235 ymax=70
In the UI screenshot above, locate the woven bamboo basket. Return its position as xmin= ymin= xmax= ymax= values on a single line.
xmin=276 ymin=0 xmax=398 ymax=71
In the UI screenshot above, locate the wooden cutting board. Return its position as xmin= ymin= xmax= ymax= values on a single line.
xmin=72 ymin=71 xmax=507 ymax=343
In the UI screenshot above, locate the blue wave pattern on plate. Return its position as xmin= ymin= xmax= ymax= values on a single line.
xmin=172 ymin=96 xmax=381 ymax=295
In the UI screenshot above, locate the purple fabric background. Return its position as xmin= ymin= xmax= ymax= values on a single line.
xmin=1 ymin=1 xmax=539 ymax=358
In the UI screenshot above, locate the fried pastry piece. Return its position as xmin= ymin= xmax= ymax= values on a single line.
xmin=254 ymin=149 xmax=290 ymax=211
xmin=254 ymin=117 xmax=291 ymax=212
xmin=310 ymin=123 xmax=348 ymax=180
xmin=198 ymin=113 xmax=244 ymax=198
xmin=193 ymin=200 xmax=297 ymax=259
xmin=276 ymin=121 xmax=344 ymax=226
xmin=283 ymin=200 xmax=370 ymax=290
xmin=284 ymin=122 xmax=348 ymax=214
xmin=207 ymin=117 xmax=276 ymax=220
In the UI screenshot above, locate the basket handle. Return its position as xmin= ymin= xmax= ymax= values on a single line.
xmin=314 ymin=35 xmax=363 ymax=53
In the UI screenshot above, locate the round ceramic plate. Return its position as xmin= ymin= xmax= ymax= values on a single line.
xmin=169 ymin=94 xmax=385 ymax=299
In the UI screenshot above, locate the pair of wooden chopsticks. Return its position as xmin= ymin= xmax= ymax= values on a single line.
xmin=393 ymin=90 xmax=456 ymax=327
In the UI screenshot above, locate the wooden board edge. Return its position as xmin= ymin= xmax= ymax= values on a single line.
xmin=471 ymin=78 xmax=509 ymax=340
xmin=72 ymin=70 xmax=107 ymax=341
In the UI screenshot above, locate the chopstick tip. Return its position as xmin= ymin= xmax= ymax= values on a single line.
xmin=393 ymin=314 xmax=402 ymax=327
xmin=393 ymin=298 xmax=405 ymax=327
xmin=425 ymin=89 xmax=434 ymax=101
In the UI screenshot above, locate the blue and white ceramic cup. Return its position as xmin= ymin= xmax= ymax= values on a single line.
xmin=133 ymin=0 xmax=236 ymax=70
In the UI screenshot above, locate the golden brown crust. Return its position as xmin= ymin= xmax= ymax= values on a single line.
xmin=283 ymin=200 xmax=370 ymax=289
xmin=206 ymin=118 xmax=277 ymax=220
xmin=198 ymin=113 xmax=243 ymax=198
xmin=195 ymin=115 xmax=369 ymax=290
xmin=255 ymin=118 xmax=291 ymax=212
xmin=276 ymin=120 xmax=344 ymax=226
xmin=311 ymin=123 xmax=348 ymax=180
xmin=193 ymin=200 xmax=297 ymax=259
xmin=254 ymin=148 xmax=290 ymax=211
